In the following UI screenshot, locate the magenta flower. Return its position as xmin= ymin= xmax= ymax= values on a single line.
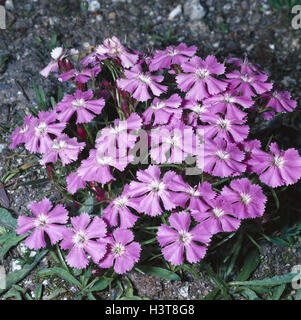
xmin=191 ymin=196 xmax=241 ymax=234
xmin=77 ymin=144 xmax=129 ymax=185
xmin=142 ymin=94 xmax=182 ymax=125
xmin=57 ymin=65 xmax=101 ymax=83
xmin=25 ymin=111 xmax=66 ymax=154
xmin=261 ymin=90 xmax=297 ymax=120
xmin=198 ymin=113 xmax=249 ymax=143
xmin=149 ymin=43 xmax=197 ymax=71
xmin=176 ymin=55 xmax=228 ymax=101
xmin=199 ymin=137 xmax=246 ymax=177
xmin=56 ymin=90 xmax=105 ymax=124
xmin=183 ymin=100 xmax=212 ymax=127
xmin=117 ymin=64 xmax=167 ymax=102
xmin=60 ymin=213 xmax=107 ymax=269
xmin=167 ymin=174 xmax=216 ymax=211
xmin=221 ymin=178 xmax=267 ymax=219
xmin=66 ymin=172 xmax=86 ymax=194
xmin=40 ymin=47 xmax=66 ymax=78
xmin=150 ymin=124 xmax=197 ymax=164
xmin=127 ymin=166 xmax=177 ymax=216
xmin=40 ymin=133 xmax=85 ymax=166
xmin=226 ymin=70 xmax=273 ymax=97
xmin=16 ymin=198 xmax=68 ymax=250
xmin=96 ymin=36 xmax=139 ymax=68
xmin=226 ymin=56 xmax=265 ymax=75
xmin=102 ymin=185 xmax=140 ymax=229
xmin=248 ymin=142 xmax=301 ymax=188
xmin=9 ymin=115 xmax=33 ymax=149
xmin=96 ymin=112 xmax=142 ymax=151
xmin=157 ymin=211 xmax=211 ymax=265
xmin=203 ymin=90 xmax=253 ymax=120
xmin=98 ymin=228 xmax=141 ymax=274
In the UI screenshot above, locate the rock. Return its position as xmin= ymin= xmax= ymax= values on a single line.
xmin=5 ymin=0 xmax=14 ymax=11
xmin=178 ymin=285 xmax=189 ymax=298
xmin=168 ymin=4 xmax=182 ymax=21
xmin=11 ymin=260 xmax=22 ymax=272
xmin=184 ymin=0 xmax=206 ymax=21
xmin=87 ymin=0 xmax=100 ymax=12
xmin=108 ymin=12 xmax=116 ymax=20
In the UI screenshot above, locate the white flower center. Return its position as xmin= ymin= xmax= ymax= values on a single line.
xmin=138 ymin=74 xmax=151 ymax=84
xmin=72 ymin=98 xmax=86 ymax=108
xmin=212 ymin=207 xmax=224 ymax=217
xmin=73 ymin=230 xmax=88 ymax=248
xmin=114 ymin=196 xmax=128 ymax=208
xmin=167 ymin=48 xmax=178 ymax=57
xmin=20 ymin=125 xmax=29 ymax=134
xmin=217 ymin=118 xmax=231 ymax=130
xmin=215 ymin=150 xmax=229 ymax=160
xmin=178 ymin=230 xmax=192 ymax=245
xmin=51 ymin=47 xmax=64 ymax=60
xmin=241 ymin=74 xmax=252 ymax=83
xmin=166 ymin=135 xmax=181 ymax=147
xmin=35 ymin=122 xmax=48 ymax=136
xmin=240 ymin=192 xmax=252 ymax=205
xmin=152 ymin=102 xmax=166 ymax=110
xmin=34 ymin=214 xmax=49 ymax=228
xmin=187 ymin=187 xmax=200 ymax=197
xmin=52 ymin=139 xmax=66 ymax=151
xmin=196 ymin=68 xmax=209 ymax=79
xmin=273 ymin=156 xmax=285 ymax=168
xmin=96 ymin=154 xmax=113 ymax=166
xmin=150 ymin=180 xmax=165 ymax=194
xmin=224 ymin=94 xmax=236 ymax=103
xmin=113 ymin=243 xmax=125 ymax=257
xmin=192 ymin=104 xmax=206 ymax=115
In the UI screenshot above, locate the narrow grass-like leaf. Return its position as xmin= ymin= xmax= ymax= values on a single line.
xmin=0 ymin=208 xmax=17 ymax=230
xmin=38 ymin=267 xmax=82 ymax=287
xmin=236 ymin=249 xmax=260 ymax=281
xmin=136 ymin=265 xmax=181 ymax=280
xmin=90 ymin=277 xmax=112 ymax=292
xmin=0 ymin=232 xmax=27 ymax=259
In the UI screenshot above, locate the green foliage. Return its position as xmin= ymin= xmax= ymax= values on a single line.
xmin=268 ymin=0 xmax=301 ymax=10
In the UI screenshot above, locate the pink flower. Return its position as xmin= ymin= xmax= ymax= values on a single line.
xmin=56 ymin=90 xmax=105 ymax=124
xmin=57 ymin=65 xmax=101 ymax=83
xmin=66 ymin=172 xmax=86 ymax=194
xmin=102 ymin=185 xmax=140 ymax=228
xmin=150 ymin=124 xmax=197 ymax=164
xmin=200 ymin=137 xmax=246 ymax=177
xmin=117 ymin=64 xmax=167 ymax=102
xmin=16 ymin=198 xmax=68 ymax=250
xmin=40 ymin=133 xmax=85 ymax=166
xmin=127 ymin=166 xmax=178 ymax=216
xmin=96 ymin=112 xmax=142 ymax=151
xmin=149 ymin=43 xmax=197 ymax=71
xmin=176 ymin=55 xmax=227 ymax=100
xmin=226 ymin=56 xmax=265 ymax=75
xmin=167 ymin=174 xmax=216 ymax=211
xmin=261 ymin=90 xmax=297 ymax=120
xmin=25 ymin=111 xmax=66 ymax=154
xmin=96 ymin=36 xmax=139 ymax=68
xmin=203 ymin=89 xmax=253 ymax=120
xmin=198 ymin=113 xmax=249 ymax=143
xmin=60 ymin=213 xmax=107 ymax=269
xmin=191 ymin=196 xmax=241 ymax=235
xmin=221 ymin=178 xmax=267 ymax=219
xmin=157 ymin=211 xmax=211 ymax=265
xmin=98 ymin=228 xmax=141 ymax=274
xmin=226 ymin=70 xmax=273 ymax=97
xmin=183 ymin=100 xmax=212 ymax=127
xmin=77 ymin=144 xmax=129 ymax=185
xmin=248 ymin=142 xmax=301 ymax=188
xmin=9 ymin=115 xmax=33 ymax=149
xmin=142 ymin=94 xmax=182 ymax=125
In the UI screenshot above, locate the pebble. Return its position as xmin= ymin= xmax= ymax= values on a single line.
xmin=108 ymin=12 xmax=116 ymax=20
xmin=11 ymin=260 xmax=22 ymax=272
xmin=5 ymin=0 xmax=14 ymax=11
xmin=178 ymin=285 xmax=189 ymax=298
xmin=87 ymin=0 xmax=100 ymax=12
xmin=168 ymin=4 xmax=182 ymax=21
xmin=0 ymin=144 xmax=5 ymax=153
xmin=184 ymin=0 xmax=206 ymax=21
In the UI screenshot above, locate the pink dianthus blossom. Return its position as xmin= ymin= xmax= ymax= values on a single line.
xmin=9 ymin=115 xmax=33 ymax=149
xmin=16 ymin=198 xmax=68 ymax=250
xmin=66 ymin=172 xmax=86 ymax=194
xmin=60 ymin=213 xmax=107 ymax=269
xmin=157 ymin=211 xmax=211 ymax=265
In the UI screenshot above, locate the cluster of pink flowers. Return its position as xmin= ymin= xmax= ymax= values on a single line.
xmin=11 ymin=36 xmax=301 ymax=272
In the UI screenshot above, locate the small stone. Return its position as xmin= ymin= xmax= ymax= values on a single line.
xmin=223 ymin=3 xmax=231 ymax=11
xmin=5 ymin=0 xmax=14 ymax=11
xmin=178 ymin=285 xmax=189 ymax=298
xmin=168 ymin=4 xmax=182 ymax=21
xmin=108 ymin=12 xmax=116 ymax=20
xmin=88 ymin=0 xmax=100 ymax=12
xmin=269 ymin=44 xmax=275 ymax=50
xmin=11 ymin=260 xmax=22 ymax=272
xmin=184 ymin=0 xmax=206 ymax=21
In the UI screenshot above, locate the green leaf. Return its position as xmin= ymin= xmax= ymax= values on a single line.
xmin=240 ymin=288 xmax=261 ymax=300
xmin=295 ymin=289 xmax=301 ymax=300
xmin=136 ymin=266 xmax=181 ymax=280
xmin=229 ymin=272 xmax=298 ymax=287
xmin=35 ymin=284 xmax=43 ymax=300
xmin=90 ymin=277 xmax=112 ymax=292
xmin=0 ymin=250 xmax=48 ymax=294
xmin=236 ymin=250 xmax=260 ymax=281
xmin=0 ymin=231 xmax=27 ymax=259
xmin=87 ymin=292 xmax=96 ymax=300
xmin=226 ymin=230 xmax=243 ymax=276
xmin=79 ymin=196 xmax=94 ymax=214
xmin=43 ymin=288 xmax=66 ymax=300
xmin=38 ymin=267 xmax=82 ymax=287
xmin=270 ymin=284 xmax=286 ymax=300
xmin=0 ymin=208 xmax=17 ymax=230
